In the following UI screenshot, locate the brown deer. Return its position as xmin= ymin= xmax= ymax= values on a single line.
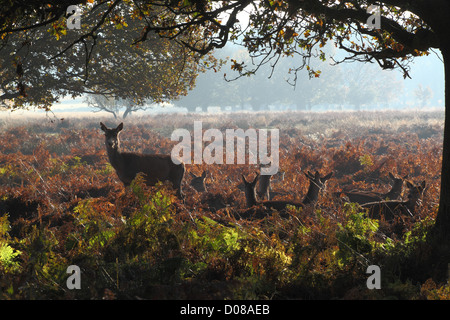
xmin=302 ymin=171 xmax=333 ymax=204
xmin=338 ymin=172 xmax=407 ymax=205
xmin=257 ymin=173 xmax=272 ymax=200
xmin=189 ymin=170 xmax=207 ymax=192
xmin=242 ymin=170 xmax=333 ymax=211
xmin=256 ymin=162 xmax=274 ymax=200
xmin=100 ymin=122 xmax=185 ymax=198
xmin=361 ymin=180 xmax=426 ymax=221
xmin=256 ymin=162 xmax=285 ymax=200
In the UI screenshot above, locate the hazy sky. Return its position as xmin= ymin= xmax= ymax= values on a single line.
xmin=403 ymin=50 xmax=444 ymax=107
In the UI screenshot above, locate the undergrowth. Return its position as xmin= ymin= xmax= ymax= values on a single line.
xmin=0 ymin=112 xmax=448 ymax=299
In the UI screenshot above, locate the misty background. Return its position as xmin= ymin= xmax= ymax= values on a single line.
xmin=6 ymin=42 xmax=444 ymax=117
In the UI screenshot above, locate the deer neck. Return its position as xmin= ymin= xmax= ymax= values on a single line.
xmin=404 ymin=194 xmax=420 ymax=213
xmin=384 ymin=180 xmax=402 ymax=199
xmin=303 ymin=180 xmax=321 ymax=205
xmin=105 ymin=142 xmax=123 ymax=170
xmin=257 ymin=175 xmax=271 ymax=192
xmin=244 ymin=187 xmax=259 ymax=208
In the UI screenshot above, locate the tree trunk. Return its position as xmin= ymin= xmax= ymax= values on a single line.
xmin=432 ymin=41 xmax=450 ymax=241
xmin=122 ymin=107 xmax=131 ymax=119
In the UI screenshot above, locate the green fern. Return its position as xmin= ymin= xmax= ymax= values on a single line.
xmin=0 ymin=242 xmax=22 ymax=273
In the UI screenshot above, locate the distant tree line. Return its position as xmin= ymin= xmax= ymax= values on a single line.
xmin=173 ymin=45 xmax=404 ymax=112
xmin=83 ymin=43 xmax=408 ymax=117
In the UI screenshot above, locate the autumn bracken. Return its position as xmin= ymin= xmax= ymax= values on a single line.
xmin=0 ymin=111 xmax=446 ymax=299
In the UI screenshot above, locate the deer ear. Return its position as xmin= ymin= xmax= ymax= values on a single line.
xmin=201 ymin=171 xmax=207 ymax=178
xmin=252 ymin=173 xmax=259 ymax=184
xmin=421 ymin=180 xmax=426 ymax=189
xmin=117 ymin=123 xmax=124 ymax=132
xmin=100 ymin=122 xmax=107 ymax=132
xmin=389 ymin=172 xmax=395 ymax=179
xmin=242 ymin=174 xmax=247 ymax=184
xmin=323 ymin=172 xmax=333 ymax=180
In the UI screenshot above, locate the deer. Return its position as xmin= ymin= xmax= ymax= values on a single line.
xmin=337 ymin=172 xmax=407 ymax=205
xmin=242 ymin=170 xmax=333 ymax=212
xmin=302 ymin=171 xmax=333 ymax=205
xmin=256 ymin=161 xmax=286 ymax=200
xmin=100 ymin=122 xmax=185 ymax=199
xmin=257 ymin=173 xmax=272 ymax=200
xmin=361 ymin=180 xmax=426 ymax=221
xmin=189 ymin=170 xmax=207 ymax=192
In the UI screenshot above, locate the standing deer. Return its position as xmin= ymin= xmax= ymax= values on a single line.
xmin=338 ymin=172 xmax=407 ymax=205
xmin=100 ymin=122 xmax=185 ymax=199
xmin=242 ymin=170 xmax=333 ymax=211
xmin=362 ymin=180 xmax=426 ymax=221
